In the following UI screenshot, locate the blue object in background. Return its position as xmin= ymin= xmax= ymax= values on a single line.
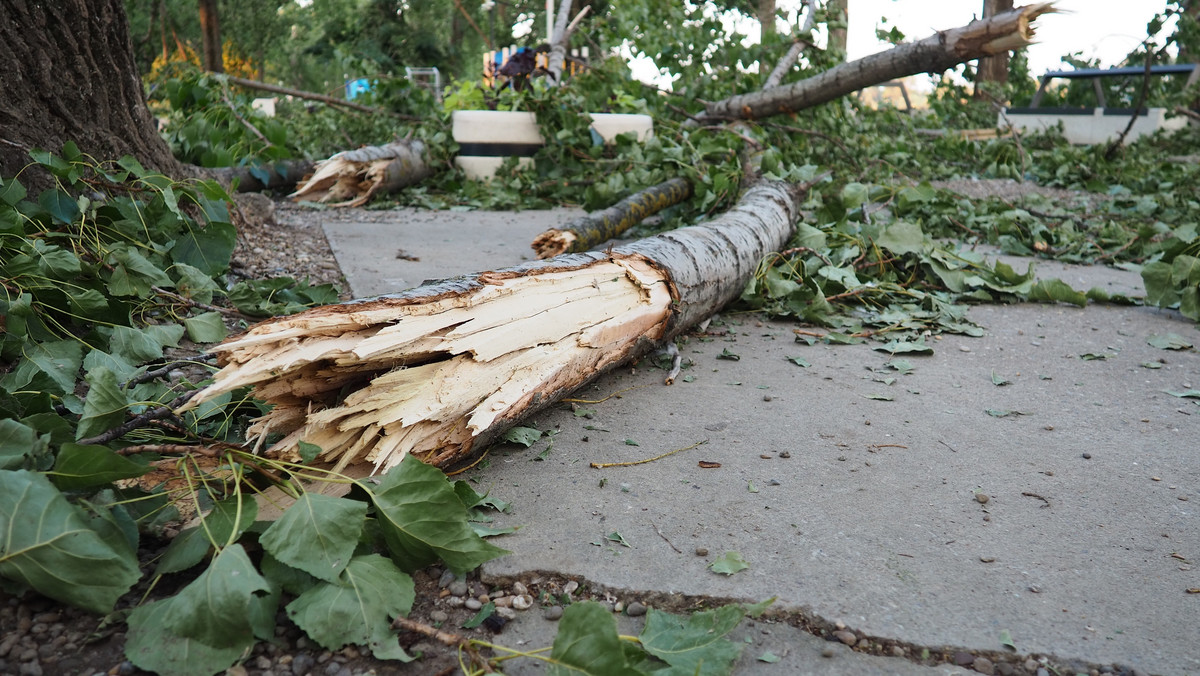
xmin=345 ymin=78 xmax=372 ymax=100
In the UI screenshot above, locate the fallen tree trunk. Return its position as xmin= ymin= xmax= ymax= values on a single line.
xmin=181 ymin=179 xmax=810 ymax=474
xmin=204 ymin=159 xmax=315 ymax=193
xmin=289 ymin=141 xmax=432 ymax=206
xmin=699 ymin=2 xmax=1053 ymax=122
xmin=531 ymin=177 xmax=693 ymax=258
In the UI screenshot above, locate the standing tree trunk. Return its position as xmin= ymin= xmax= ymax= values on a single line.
xmin=198 ymin=0 xmax=223 ymax=73
xmin=975 ymin=0 xmax=1014 ymax=98
xmin=759 ymin=0 xmax=777 ymax=75
xmin=827 ymin=0 xmax=848 ymax=61
xmin=0 ymin=0 xmax=182 ymax=191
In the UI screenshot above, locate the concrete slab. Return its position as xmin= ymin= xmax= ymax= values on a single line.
xmin=323 ymin=209 xmax=1199 ymax=675
xmin=321 ymin=206 xmax=584 ymax=297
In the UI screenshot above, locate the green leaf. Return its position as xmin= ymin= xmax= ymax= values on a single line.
xmin=462 ymin=601 xmax=496 ymax=629
xmin=502 ymin=426 xmax=543 ymax=447
xmin=758 ymin=650 xmax=781 ymax=663
xmin=886 ymin=359 xmax=913 ymax=374
xmin=183 ymin=311 xmax=228 ymax=343
xmin=1142 ymin=261 xmax=1179 ymax=308
xmin=1078 ymin=352 xmax=1112 ymax=361
xmin=161 ymin=544 xmax=271 ymax=647
xmin=1000 ymin=628 xmax=1017 ymax=651
xmin=286 ymin=554 xmax=414 ymax=661
xmin=549 ymin=602 xmax=641 ymax=676
xmin=1028 ymin=279 xmax=1087 ymax=307
xmin=109 ymin=324 xmax=184 ymax=364
xmin=708 ymin=551 xmax=749 ymax=575
xmin=369 ymin=455 xmax=508 ymax=574
xmin=624 ymin=438 xmax=640 ymax=446
xmin=985 ymin=409 xmax=1029 ymax=418
xmin=126 ymin=597 xmax=249 ymax=676
xmin=1140 ymin=361 xmax=1163 ymax=369
xmin=1147 ymin=333 xmax=1193 ymax=350
xmin=606 ymin=531 xmax=631 ymax=547
xmin=38 ymin=188 xmax=80 ymax=224
xmin=51 ymin=444 xmax=147 ymax=491
xmin=874 ymin=337 xmax=933 ymax=355
xmin=170 ymin=221 xmax=236 ymax=276
xmin=0 ymin=470 xmax=140 ymax=613
xmin=1165 ymin=390 xmax=1200 ymax=399
xmin=639 ymin=604 xmax=746 ymax=675
xmin=0 ymin=420 xmax=48 ymax=471
xmin=76 ymin=367 xmax=128 ymax=441
xmin=0 ymin=339 xmax=83 ymax=396
xmin=991 ymin=370 xmax=1010 ymax=386
xmin=156 ymin=496 xmax=258 ymax=574
xmin=786 ymin=356 xmax=810 ymax=367
xmin=864 ymin=393 xmax=893 ymax=401
xmin=876 ymin=220 xmax=926 ymax=256
xmin=260 ymin=493 xmax=367 ymax=583
xmin=297 ymin=440 xmax=322 ymax=463
xmin=717 ymin=347 xmax=741 ymax=360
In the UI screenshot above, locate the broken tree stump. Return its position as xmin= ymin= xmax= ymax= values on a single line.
xmin=531 ymin=177 xmax=693 ymax=258
xmin=182 ymin=180 xmax=812 ymax=474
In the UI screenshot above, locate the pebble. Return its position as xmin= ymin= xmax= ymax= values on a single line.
xmin=959 ymin=345 xmax=971 ymax=352
xmin=1082 ymin=452 xmax=1092 ymax=459
xmin=429 ymin=610 xmax=448 ymax=623
xmin=465 ymin=598 xmax=483 ymax=611
xmin=997 ymin=664 xmax=1016 ymax=676
xmin=954 ymin=652 xmax=976 ymax=665
xmin=18 ymin=662 xmax=42 ymax=676
xmin=779 ymin=451 xmax=791 ymax=458
xmin=292 ymin=657 xmax=316 ymax=676
xmin=980 ymin=555 xmax=996 ymax=563
xmin=626 ymin=602 xmax=647 ymax=617
xmin=973 ymin=657 xmax=995 ymax=675
xmin=255 ymin=655 xmax=273 ymax=669
xmin=613 ymin=601 xmax=625 ymax=613
xmin=763 ymin=395 xmax=773 ymax=402
xmin=695 ymin=547 xmax=709 ymax=557
xmin=1023 ymin=659 xmax=1040 ymax=672
xmin=493 ymin=596 xmax=513 ymax=608
xmin=543 ymin=606 xmax=564 ymax=621
xmin=562 ymin=581 xmax=579 ymax=595
xmin=448 ymin=580 xmax=469 ymax=597
xmin=821 ymin=646 xmax=836 ymax=658
xmin=833 ymin=630 xmax=857 ymax=646
xmin=496 ymin=607 xmax=516 ymax=620
xmin=445 ymin=597 xmax=464 ymax=608
xmin=438 ymin=570 xmax=456 ymax=588
xmin=891 ymin=645 xmax=905 ymax=657
xmin=511 ymin=594 xmax=534 ymax=610
xmin=512 ymin=582 xmax=528 ymax=595
xmin=975 ymin=493 xmax=990 ymax=504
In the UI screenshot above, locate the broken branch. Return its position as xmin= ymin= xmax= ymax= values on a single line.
xmin=531 ymin=177 xmax=693 ymax=258
xmin=290 ymin=140 xmax=433 ymax=206
xmin=183 ymin=180 xmax=811 ymax=474
xmin=698 ymin=3 xmax=1054 ymax=123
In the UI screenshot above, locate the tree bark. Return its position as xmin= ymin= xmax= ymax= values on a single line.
xmin=0 ymin=0 xmax=183 ymax=191
xmin=827 ymin=0 xmax=848 ymax=61
xmin=183 ymin=180 xmax=810 ymax=474
xmin=698 ymin=3 xmax=1053 ymax=123
xmin=289 ymin=141 xmax=433 ymax=206
xmin=198 ymin=0 xmax=223 ymax=73
xmin=546 ymin=0 xmax=576 ymax=85
xmin=975 ymin=0 xmax=1014 ymax=98
xmin=759 ymin=0 xmax=777 ymax=75
xmin=531 ymin=177 xmax=693 ymax=258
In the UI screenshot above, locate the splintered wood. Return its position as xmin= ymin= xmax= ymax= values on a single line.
xmin=186 ymin=256 xmax=671 ymax=473
xmin=289 ymin=141 xmax=432 ymax=207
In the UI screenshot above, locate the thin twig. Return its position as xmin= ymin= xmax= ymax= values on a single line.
xmin=1105 ymin=47 xmax=1157 ymax=160
xmin=77 ymin=390 xmax=202 ymax=446
xmin=562 ymin=384 xmax=644 ymax=404
xmin=590 ymin=439 xmax=708 ymax=469
xmin=766 ymin=123 xmax=861 ymax=169
xmin=1021 ymin=491 xmax=1051 ymax=508
xmin=123 ymin=354 xmax=216 ymax=389
xmin=219 ymin=80 xmax=271 ymax=145
xmin=651 ymin=522 xmax=683 ymax=553
xmin=152 ymin=286 xmax=252 ymax=318
xmin=663 ymin=342 xmax=683 ymax=386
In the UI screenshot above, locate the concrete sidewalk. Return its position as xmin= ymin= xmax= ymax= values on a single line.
xmin=322 ymin=207 xmax=1199 ymax=675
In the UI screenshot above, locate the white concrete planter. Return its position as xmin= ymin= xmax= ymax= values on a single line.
xmin=451 ymin=110 xmax=654 ymax=181
xmin=1001 ymin=107 xmax=1186 ymax=145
